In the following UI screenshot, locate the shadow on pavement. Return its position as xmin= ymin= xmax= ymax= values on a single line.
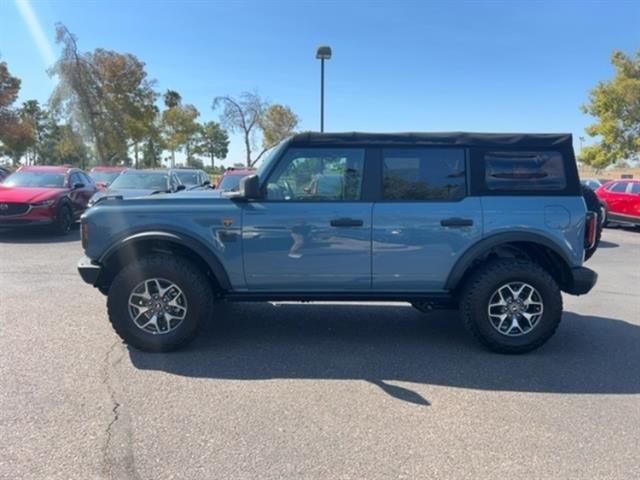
xmin=0 ymin=225 xmax=80 ymax=244
xmin=598 ymin=240 xmax=619 ymax=248
xmin=128 ymin=303 xmax=640 ymax=405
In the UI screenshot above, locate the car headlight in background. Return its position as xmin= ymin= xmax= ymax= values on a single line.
xmin=31 ymin=199 xmax=56 ymax=207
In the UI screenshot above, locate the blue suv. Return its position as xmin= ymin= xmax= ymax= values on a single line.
xmin=78 ymin=132 xmax=598 ymax=353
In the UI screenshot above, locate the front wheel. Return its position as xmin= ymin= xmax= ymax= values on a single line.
xmin=460 ymin=259 xmax=563 ymax=354
xmin=54 ymin=204 xmax=73 ymax=235
xmin=107 ymin=254 xmax=213 ymax=352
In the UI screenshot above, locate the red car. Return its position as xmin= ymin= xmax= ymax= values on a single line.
xmin=595 ymin=179 xmax=640 ymax=226
xmin=88 ymin=166 xmax=127 ymax=190
xmin=215 ymin=167 xmax=256 ymax=192
xmin=0 ymin=165 xmax=97 ymax=234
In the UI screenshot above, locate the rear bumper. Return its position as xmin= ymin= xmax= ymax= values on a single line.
xmin=565 ymin=266 xmax=598 ymax=295
xmin=78 ymin=255 xmax=103 ymax=285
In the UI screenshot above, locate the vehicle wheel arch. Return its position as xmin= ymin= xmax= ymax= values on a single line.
xmin=99 ymin=231 xmax=231 ymax=294
xmin=446 ymin=233 xmax=573 ymax=293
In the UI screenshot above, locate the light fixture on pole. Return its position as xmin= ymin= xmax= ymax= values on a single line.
xmin=315 ymin=45 xmax=332 ymax=132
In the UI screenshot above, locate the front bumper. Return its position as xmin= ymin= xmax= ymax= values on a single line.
xmin=0 ymin=218 xmax=55 ymax=227
xmin=78 ymin=255 xmax=103 ymax=285
xmin=565 ymin=266 xmax=598 ymax=295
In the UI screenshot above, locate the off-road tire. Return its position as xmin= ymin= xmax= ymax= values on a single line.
xmin=581 ymin=184 xmax=602 ymax=261
xmin=460 ymin=259 xmax=563 ymax=354
xmin=107 ymin=254 xmax=212 ymax=352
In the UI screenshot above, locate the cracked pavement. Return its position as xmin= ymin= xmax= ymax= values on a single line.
xmin=1 ymin=226 xmax=639 ymax=479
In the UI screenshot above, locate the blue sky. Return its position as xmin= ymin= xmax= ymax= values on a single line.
xmin=1 ymin=0 xmax=639 ymax=166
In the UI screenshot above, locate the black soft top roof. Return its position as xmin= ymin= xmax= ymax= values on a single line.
xmin=290 ymin=132 xmax=573 ymax=149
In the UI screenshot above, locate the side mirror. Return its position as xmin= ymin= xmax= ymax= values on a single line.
xmin=73 ymin=182 xmax=85 ymax=189
xmin=239 ymin=174 xmax=261 ymax=200
xmin=176 ymin=184 xmax=186 ymax=192
xmin=203 ymin=180 xmax=211 ymax=186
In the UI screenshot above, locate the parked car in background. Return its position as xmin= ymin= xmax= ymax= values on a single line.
xmin=174 ymin=168 xmax=211 ymax=190
xmin=88 ymin=169 xmax=184 ymax=207
xmin=0 ymin=165 xmax=97 ymax=234
xmin=595 ymin=179 xmax=640 ymax=226
xmin=89 ymin=166 xmax=127 ymax=190
xmin=580 ymin=178 xmax=604 ymax=190
xmin=0 ymin=166 xmax=11 ymax=181
xmin=215 ymin=167 xmax=255 ymax=192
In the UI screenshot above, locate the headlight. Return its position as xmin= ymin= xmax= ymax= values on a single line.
xmin=31 ymin=199 xmax=56 ymax=207
xmin=81 ymin=221 xmax=89 ymax=249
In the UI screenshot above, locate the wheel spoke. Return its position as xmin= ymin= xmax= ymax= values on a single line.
xmin=506 ymin=315 xmax=521 ymax=334
xmin=519 ymin=312 xmax=534 ymax=329
xmin=132 ymin=306 xmax=150 ymax=322
xmin=495 ymin=314 xmax=508 ymax=331
xmin=139 ymin=314 xmax=159 ymax=331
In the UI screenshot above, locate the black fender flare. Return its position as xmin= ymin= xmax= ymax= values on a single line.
xmin=445 ymin=232 xmax=573 ymax=290
xmin=99 ymin=230 xmax=231 ymax=290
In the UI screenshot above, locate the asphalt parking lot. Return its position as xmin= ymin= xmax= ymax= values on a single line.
xmin=1 ymin=226 xmax=639 ymax=480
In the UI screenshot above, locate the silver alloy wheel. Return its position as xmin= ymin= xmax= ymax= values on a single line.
xmin=128 ymin=278 xmax=188 ymax=335
xmin=600 ymin=205 xmax=607 ymax=227
xmin=487 ymin=282 xmax=544 ymax=337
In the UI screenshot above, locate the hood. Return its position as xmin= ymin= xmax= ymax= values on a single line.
xmin=0 ymin=185 xmax=66 ymax=204
xmin=89 ymin=187 xmax=157 ymax=205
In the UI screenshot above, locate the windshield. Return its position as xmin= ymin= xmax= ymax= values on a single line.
xmin=2 ymin=171 xmax=66 ymax=188
xmin=90 ymin=171 xmax=122 ymax=184
xmin=217 ymin=175 xmax=243 ymax=192
xmin=256 ymin=140 xmax=288 ymax=179
xmin=110 ymin=172 xmax=169 ymax=191
xmin=176 ymin=171 xmax=201 ymax=186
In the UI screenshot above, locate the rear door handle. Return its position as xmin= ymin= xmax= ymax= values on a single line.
xmin=440 ymin=217 xmax=473 ymax=227
xmin=330 ymin=217 xmax=364 ymax=227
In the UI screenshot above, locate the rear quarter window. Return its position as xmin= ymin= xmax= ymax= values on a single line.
xmin=485 ymin=151 xmax=566 ymax=191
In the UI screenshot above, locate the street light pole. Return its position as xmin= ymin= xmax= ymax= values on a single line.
xmin=320 ymin=58 xmax=325 ymax=132
xmin=316 ymin=46 xmax=332 ymax=133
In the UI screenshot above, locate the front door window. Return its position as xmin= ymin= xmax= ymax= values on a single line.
xmin=265 ymin=148 xmax=365 ymax=201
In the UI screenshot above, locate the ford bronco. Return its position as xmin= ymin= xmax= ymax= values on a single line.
xmin=78 ymin=132 xmax=598 ymax=353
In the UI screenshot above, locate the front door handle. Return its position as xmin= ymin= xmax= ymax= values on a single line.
xmin=330 ymin=217 xmax=364 ymax=227
xmin=440 ymin=217 xmax=473 ymax=227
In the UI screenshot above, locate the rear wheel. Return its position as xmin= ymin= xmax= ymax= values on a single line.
xmin=460 ymin=259 xmax=563 ymax=354
xmin=107 ymin=254 xmax=212 ymax=352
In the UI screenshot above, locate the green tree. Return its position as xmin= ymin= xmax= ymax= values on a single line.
xmin=194 ymin=121 xmax=229 ymax=169
xmin=213 ymin=93 xmax=300 ymax=167
xmin=580 ymin=49 xmax=640 ymax=168
xmin=1 ymin=120 xmax=34 ymax=165
xmin=164 ymin=90 xmax=182 ymax=108
xmin=0 ymin=61 xmax=24 ymax=158
xmin=260 ymin=104 xmax=299 ymax=150
xmin=161 ymin=103 xmax=199 ymax=168
xmin=19 ymin=100 xmax=48 ymax=165
xmin=50 ymin=24 xmax=158 ymax=165
xmin=213 ymin=92 xmax=267 ymax=167
xmin=55 ymin=124 xmax=89 ymax=167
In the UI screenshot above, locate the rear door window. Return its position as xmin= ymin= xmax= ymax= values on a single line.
xmin=382 ymin=148 xmax=466 ymax=201
xmin=630 ymin=183 xmax=640 ymax=194
xmin=484 ymin=151 xmax=565 ymax=191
